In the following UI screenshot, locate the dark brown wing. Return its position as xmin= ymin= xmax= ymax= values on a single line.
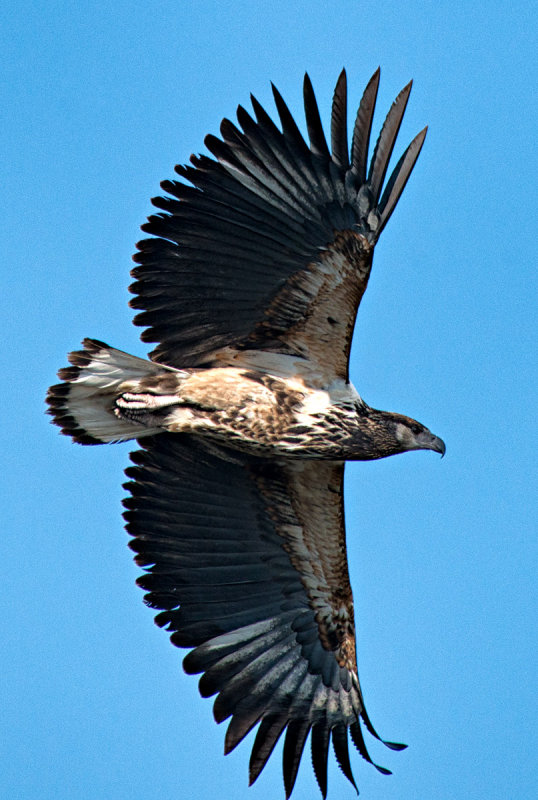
xmin=131 ymin=70 xmax=427 ymax=382
xmin=123 ymin=435 xmax=405 ymax=797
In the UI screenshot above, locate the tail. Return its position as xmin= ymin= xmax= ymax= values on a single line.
xmin=46 ymin=339 xmax=171 ymax=444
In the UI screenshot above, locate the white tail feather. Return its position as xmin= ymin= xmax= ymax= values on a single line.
xmin=47 ymin=339 xmax=177 ymax=444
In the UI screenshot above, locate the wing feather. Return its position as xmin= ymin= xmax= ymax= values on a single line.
xmin=333 ymin=722 xmax=358 ymax=789
xmin=236 ymin=105 xmax=321 ymax=219
xmin=331 ymin=69 xmax=349 ymax=170
xmin=311 ymin=721 xmax=331 ymax=798
xmin=224 ymin=648 xmax=310 ymax=753
xmin=351 ymin=67 xmax=380 ymax=184
xmin=249 ymin=713 xmax=288 ymax=785
xmin=303 ymin=73 xmax=331 ymax=159
xmin=250 ymin=94 xmax=322 ymax=201
xmin=124 ymin=435 xmax=402 ymax=794
xmin=271 ymin=83 xmax=311 ymax=158
xmin=378 ymin=125 xmax=428 ymax=234
xmin=368 ymin=80 xmax=413 ymax=203
xmin=200 ymin=627 xmax=295 ymax=699
xmin=131 ymin=71 xmax=426 ymax=376
xmin=283 ymin=719 xmax=312 ymax=798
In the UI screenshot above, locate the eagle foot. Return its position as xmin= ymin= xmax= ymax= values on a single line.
xmin=115 ymin=392 xmax=179 ymax=425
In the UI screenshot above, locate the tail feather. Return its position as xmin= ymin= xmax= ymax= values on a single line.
xmin=46 ymin=339 xmax=167 ymax=444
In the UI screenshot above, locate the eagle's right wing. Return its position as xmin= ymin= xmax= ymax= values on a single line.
xmin=124 ymin=434 xmax=405 ymax=797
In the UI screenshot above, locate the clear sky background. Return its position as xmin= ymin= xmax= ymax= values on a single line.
xmin=2 ymin=2 xmax=536 ymax=799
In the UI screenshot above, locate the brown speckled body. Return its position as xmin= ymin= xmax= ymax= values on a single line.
xmin=114 ymin=364 xmax=395 ymax=461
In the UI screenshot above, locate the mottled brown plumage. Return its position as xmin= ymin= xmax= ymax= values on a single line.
xmin=46 ymin=70 xmax=444 ymax=797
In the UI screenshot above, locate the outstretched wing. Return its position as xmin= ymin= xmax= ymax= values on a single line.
xmin=123 ymin=435 xmax=405 ymax=797
xmin=131 ymin=70 xmax=426 ymax=383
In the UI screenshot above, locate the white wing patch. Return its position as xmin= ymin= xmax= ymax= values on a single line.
xmin=296 ymin=380 xmax=364 ymax=429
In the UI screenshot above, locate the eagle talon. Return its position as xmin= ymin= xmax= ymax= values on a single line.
xmin=116 ymin=392 xmax=151 ymax=410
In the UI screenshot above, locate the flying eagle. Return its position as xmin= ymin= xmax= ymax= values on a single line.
xmin=46 ymin=69 xmax=445 ymax=797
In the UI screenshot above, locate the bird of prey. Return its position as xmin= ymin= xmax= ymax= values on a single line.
xmin=46 ymin=69 xmax=445 ymax=797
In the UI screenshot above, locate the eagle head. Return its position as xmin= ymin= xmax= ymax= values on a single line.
xmin=355 ymin=408 xmax=446 ymax=460
xmin=385 ymin=411 xmax=445 ymax=457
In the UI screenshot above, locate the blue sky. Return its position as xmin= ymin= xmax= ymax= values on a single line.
xmin=2 ymin=1 xmax=536 ymax=798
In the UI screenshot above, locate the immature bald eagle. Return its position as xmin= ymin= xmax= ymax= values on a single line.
xmin=47 ymin=70 xmax=444 ymax=797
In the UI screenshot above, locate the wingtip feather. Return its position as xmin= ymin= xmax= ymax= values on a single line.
xmin=351 ymin=68 xmax=381 ymax=183
xmin=332 ymin=723 xmax=358 ymax=793
xmin=283 ymin=720 xmax=311 ymax=798
xmin=331 ymin=69 xmax=349 ymax=169
xmin=368 ymin=79 xmax=414 ymax=202
xmin=311 ymin=722 xmax=330 ymax=798
xmin=377 ymin=125 xmax=427 ymax=236
xmin=303 ymin=73 xmax=330 ymax=158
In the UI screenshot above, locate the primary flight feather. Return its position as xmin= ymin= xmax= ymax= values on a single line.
xmin=46 ymin=69 xmax=444 ymax=797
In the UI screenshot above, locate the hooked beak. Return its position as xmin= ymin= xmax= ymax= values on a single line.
xmin=429 ymin=434 xmax=446 ymax=457
xmin=415 ymin=429 xmax=446 ymax=457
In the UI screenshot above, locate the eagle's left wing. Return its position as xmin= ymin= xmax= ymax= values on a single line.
xmin=131 ymin=70 xmax=426 ymax=384
xmin=124 ymin=435 xmax=404 ymax=797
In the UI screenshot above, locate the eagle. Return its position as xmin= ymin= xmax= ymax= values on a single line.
xmin=46 ymin=69 xmax=445 ymax=797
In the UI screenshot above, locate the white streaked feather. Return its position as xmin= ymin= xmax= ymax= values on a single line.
xmin=64 ymin=345 xmax=170 ymax=442
xmin=66 ymin=383 xmax=161 ymax=442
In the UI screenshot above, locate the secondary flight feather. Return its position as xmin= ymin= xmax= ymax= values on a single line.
xmin=46 ymin=69 xmax=444 ymax=797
